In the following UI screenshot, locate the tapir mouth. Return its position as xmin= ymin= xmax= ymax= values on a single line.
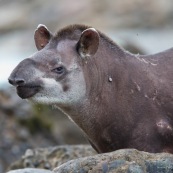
xmin=17 ymin=85 xmax=41 ymax=99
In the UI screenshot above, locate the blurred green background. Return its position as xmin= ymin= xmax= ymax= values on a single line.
xmin=1 ymin=0 xmax=173 ymax=172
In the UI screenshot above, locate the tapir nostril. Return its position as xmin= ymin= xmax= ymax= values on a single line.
xmin=8 ymin=77 xmax=25 ymax=86
xmin=8 ymin=78 xmax=14 ymax=85
xmin=16 ymin=78 xmax=25 ymax=85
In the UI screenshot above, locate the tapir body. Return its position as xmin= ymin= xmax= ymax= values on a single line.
xmin=9 ymin=24 xmax=173 ymax=153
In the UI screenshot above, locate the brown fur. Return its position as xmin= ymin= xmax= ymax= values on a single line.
xmin=9 ymin=24 xmax=173 ymax=154
xmin=55 ymin=24 xmax=121 ymax=49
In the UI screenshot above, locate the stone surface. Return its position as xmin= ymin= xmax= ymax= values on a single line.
xmin=53 ymin=149 xmax=173 ymax=173
xmin=8 ymin=145 xmax=96 ymax=171
xmin=7 ymin=168 xmax=52 ymax=173
xmin=8 ymin=147 xmax=173 ymax=173
xmin=0 ymin=88 xmax=88 ymax=172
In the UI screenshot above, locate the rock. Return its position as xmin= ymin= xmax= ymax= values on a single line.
xmin=53 ymin=149 xmax=173 ymax=173
xmin=7 ymin=146 xmax=173 ymax=173
xmin=9 ymin=145 xmax=96 ymax=171
xmin=0 ymin=88 xmax=88 ymax=172
xmin=6 ymin=168 xmax=52 ymax=173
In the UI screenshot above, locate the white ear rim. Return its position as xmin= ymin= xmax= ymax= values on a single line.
xmin=82 ymin=28 xmax=97 ymax=34
xmin=36 ymin=24 xmax=48 ymax=30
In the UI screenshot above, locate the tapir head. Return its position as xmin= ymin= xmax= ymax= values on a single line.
xmin=8 ymin=24 xmax=100 ymax=105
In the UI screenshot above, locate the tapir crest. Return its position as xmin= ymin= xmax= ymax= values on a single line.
xmin=9 ymin=24 xmax=173 ymax=154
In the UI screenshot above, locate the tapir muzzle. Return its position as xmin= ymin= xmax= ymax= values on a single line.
xmin=8 ymin=58 xmax=42 ymax=99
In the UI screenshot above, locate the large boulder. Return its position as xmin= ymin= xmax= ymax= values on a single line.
xmin=53 ymin=149 xmax=173 ymax=173
xmin=8 ymin=146 xmax=173 ymax=173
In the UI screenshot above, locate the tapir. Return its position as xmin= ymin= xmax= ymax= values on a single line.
xmin=8 ymin=24 xmax=173 ymax=154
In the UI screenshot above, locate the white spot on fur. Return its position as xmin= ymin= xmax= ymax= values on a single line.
xmin=149 ymin=62 xmax=157 ymax=66
xmin=152 ymin=89 xmax=158 ymax=101
xmin=108 ymin=77 xmax=112 ymax=82
xmin=134 ymin=82 xmax=141 ymax=91
xmin=157 ymin=119 xmax=173 ymax=131
xmin=135 ymin=54 xmax=157 ymax=66
xmin=141 ymin=58 xmax=149 ymax=64
xmin=80 ymin=52 xmax=91 ymax=59
xmin=130 ymin=89 xmax=134 ymax=94
xmin=144 ymin=94 xmax=149 ymax=98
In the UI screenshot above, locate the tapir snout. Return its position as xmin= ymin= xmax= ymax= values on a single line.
xmin=8 ymin=58 xmax=42 ymax=99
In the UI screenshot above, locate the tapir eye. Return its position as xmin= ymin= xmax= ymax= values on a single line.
xmin=52 ymin=66 xmax=65 ymax=74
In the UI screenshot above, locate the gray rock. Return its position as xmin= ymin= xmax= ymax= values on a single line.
xmin=9 ymin=145 xmax=96 ymax=170
xmin=53 ymin=149 xmax=173 ymax=173
xmin=7 ymin=146 xmax=173 ymax=173
xmin=7 ymin=168 xmax=52 ymax=173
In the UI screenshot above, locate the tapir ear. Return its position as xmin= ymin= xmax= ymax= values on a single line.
xmin=34 ymin=24 xmax=53 ymax=50
xmin=77 ymin=28 xmax=99 ymax=58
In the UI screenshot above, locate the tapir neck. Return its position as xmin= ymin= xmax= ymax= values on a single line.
xmin=82 ymin=40 xmax=127 ymax=99
xmin=57 ymin=43 xmax=135 ymax=149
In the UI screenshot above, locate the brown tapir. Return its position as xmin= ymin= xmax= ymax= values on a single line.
xmin=8 ymin=24 xmax=173 ymax=154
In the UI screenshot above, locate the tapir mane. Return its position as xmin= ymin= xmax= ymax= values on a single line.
xmin=55 ymin=24 xmax=118 ymax=47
